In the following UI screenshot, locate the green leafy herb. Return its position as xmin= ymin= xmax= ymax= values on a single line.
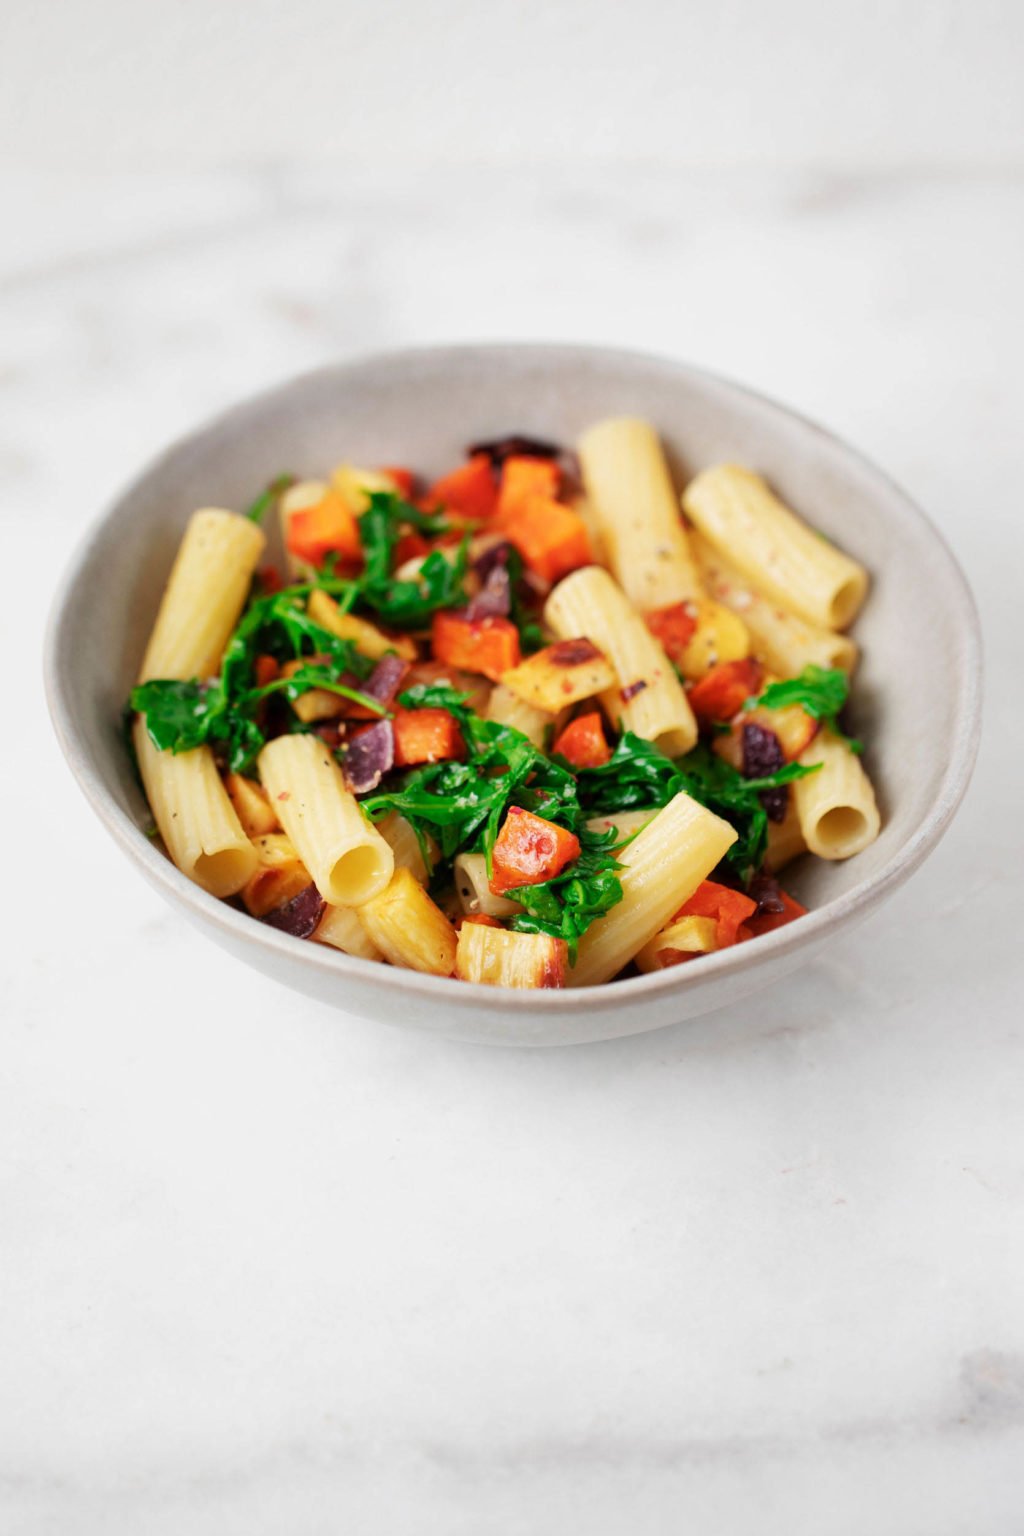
xmin=576 ymin=733 xmax=820 ymax=880
xmin=362 ymin=687 xmax=621 ymax=957
xmin=244 ymin=473 xmax=296 ymax=523
xmin=745 ymin=665 xmax=861 ymax=752
xmin=353 ymin=491 xmax=469 ymax=626
xmin=506 ymin=828 xmax=622 ymax=963
xmin=131 ymin=587 xmax=381 ymax=774
xmin=502 ymin=545 xmax=545 ymax=652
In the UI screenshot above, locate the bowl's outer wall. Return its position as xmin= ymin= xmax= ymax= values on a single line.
xmin=47 ymin=346 xmax=981 ymax=1044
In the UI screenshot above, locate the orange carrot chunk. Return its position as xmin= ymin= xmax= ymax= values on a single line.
xmin=493 ymin=494 xmax=592 ymax=585
xmin=287 ymin=488 xmax=363 ymax=566
xmin=392 ymin=707 xmax=465 ymax=767
xmin=490 ymin=807 xmax=582 ymax=895
xmin=380 ymin=465 xmax=417 ymax=498
xmin=738 ymin=889 xmax=807 ymax=941
xmin=687 ymin=658 xmax=764 ymax=726
xmin=552 ymin=711 xmax=612 ymax=768
xmin=497 ymin=456 xmax=561 ymax=517
xmin=425 ymin=454 xmax=498 ymax=520
xmin=674 ymin=879 xmax=758 ymax=948
xmin=645 ymin=601 xmax=699 ymax=665
xmin=431 ymin=610 xmax=521 ymax=682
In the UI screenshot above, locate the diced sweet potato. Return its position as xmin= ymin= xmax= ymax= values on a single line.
xmin=392 ymin=707 xmax=465 ymax=767
xmin=432 ymin=610 xmax=521 ymax=682
xmin=424 ymin=454 xmax=498 ymax=520
xmin=500 ymin=637 xmax=615 ymax=713
xmin=552 ymin=710 xmax=611 ymax=768
xmin=687 ymin=658 xmax=764 ymax=726
xmin=286 ymin=488 xmax=362 ymax=566
xmin=674 ymin=879 xmax=758 ymax=948
xmin=490 ymin=807 xmax=581 ymax=894
xmin=493 ymin=494 xmax=592 ymax=584
xmin=496 ymin=456 xmax=561 ymax=517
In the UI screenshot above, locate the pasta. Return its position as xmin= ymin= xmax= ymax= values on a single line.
xmin=544 ymin=566 xmax=698 ymax=756
xmin=128 ymin=420 xmax=879 ymax=991
xmin=258 ymin=735 xmax=394 ymax=906
xmin=683 ymin=465 xmax=869 ymax=630
xmin=578 ymin=417 xmax=701 ymax=608
xmin=793 ymin=730 xmax=881 ymax=860
xmin=693 ymin=532 xmax=858 ymax=677
xmin=570 ymin=792 xmax=738 ymax=988
xmin=138 ymin=508 xmax=265 ymax=683
xmin=133 ymin=719 xmax=257 ymax=897
xmin=454 ymin=852 xmax=522 ymax=919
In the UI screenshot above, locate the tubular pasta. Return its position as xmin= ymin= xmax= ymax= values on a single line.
xmin=544 ymin=566 xmax=698 ymax=757
xmin=133 ymin=719 xmax=257 ymax=897
xmin=793 ymin=731 xmax=881 ymax=860
xmin=683 ymin=465 xmax=868 ymax=631
xmin=578 ymin=417 xmax=701 ymax=608
xmin=692 ymin=532 xmax=858 ymax=677
xmin=258 ymin=734 xmax=394 ymax=906
xmin=138 ymin=509 xmax=265 ymax=683
xmin=454 ymin=852 xmax=522 ymax=919
xmin=378 ymin=811 xmax=437 ymax=886
xmin=570 ymin=792 xmax=738 ymax=987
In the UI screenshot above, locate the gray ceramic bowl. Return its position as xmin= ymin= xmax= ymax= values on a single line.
xmin=45 ymin=345 xmax=981 ymax=1045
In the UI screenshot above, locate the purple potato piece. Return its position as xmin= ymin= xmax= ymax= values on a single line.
xmin=465 ymin=564 xmax=512 ymax=621
xmin=343 ymin=718 xmax=395 ymax=794
xmin=260 ymin=883 xmax=326 ymax=939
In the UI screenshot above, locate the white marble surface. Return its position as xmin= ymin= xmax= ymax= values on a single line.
xmin=4 ymin=0 xmax=1024 ymax=170
xmin=4 ymin=167 xmax=1023 ymax=1534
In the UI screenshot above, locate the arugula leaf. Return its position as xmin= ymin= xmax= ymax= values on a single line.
xmin=353 ymin=492 xmax=469 ymax=626
xmin=502 ymin=545 xmax=545 ymax=652
xmin=131 ymin=587 xmax=380 ymax=774
xmin=507 ymin=828 xmax=622 ymax=963
xmin=244 ymin=473 xmax=296 ymax=523
xmin=576 ymin=733 xmax=820 ymax=880
xmin=745 ymin=665 xmax=862 ymax=753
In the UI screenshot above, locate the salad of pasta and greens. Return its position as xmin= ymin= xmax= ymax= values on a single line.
xmin=128 ymin=418 xmax=878 ymax=989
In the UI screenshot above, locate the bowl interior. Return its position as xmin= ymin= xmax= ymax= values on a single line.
xmin=46 ymin=346 xmax=980 ymax=1043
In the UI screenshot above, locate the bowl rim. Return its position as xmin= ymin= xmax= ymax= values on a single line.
xmin=44 ymin=341 xmax=983 ymax=1014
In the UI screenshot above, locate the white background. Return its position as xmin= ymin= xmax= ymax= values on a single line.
xmin=3 ymin=3 xmax=1023 ymax=1533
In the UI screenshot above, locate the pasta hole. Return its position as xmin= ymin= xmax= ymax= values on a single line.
xmin=327 ymin=844 xmax=392 ymax=906
xmin=815 ymin=806 xmax=869 ymax=855
xmin=829 ymin=575 xmax=866 ymax=629
xmin=195 ymin=847 xmax=257 ymax=898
